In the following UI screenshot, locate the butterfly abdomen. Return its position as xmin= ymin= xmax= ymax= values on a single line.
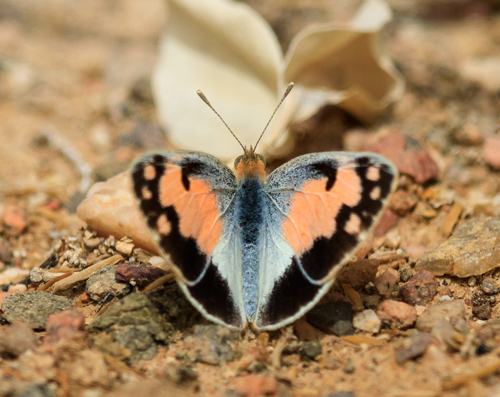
xmin=236 ymin=176 xmax=266 ymax=320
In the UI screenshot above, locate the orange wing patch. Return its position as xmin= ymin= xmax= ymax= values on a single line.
xmin=282 ymin=167 xmax=362 ymax=255
xmin=159 ymin=164 xmax=222 ymax=256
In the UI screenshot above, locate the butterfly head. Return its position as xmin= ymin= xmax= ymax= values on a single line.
xmin=234 ymin=145 xmax=266 ymax=181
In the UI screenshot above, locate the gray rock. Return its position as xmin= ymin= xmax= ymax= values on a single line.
xmin=416 ymin=300 xmax=466 ymax=333
xmin=415 ymin=217 xmax=500 ymax=277
xmin=2 ymin=291 xmax=72 ymax=330
xmin=85 ymin=265 xmax=130 ymax=302
xmin=88 ymin=292 xmax=174 ymax=364
xmin=306 ymin=300 xmax=354 ymax=336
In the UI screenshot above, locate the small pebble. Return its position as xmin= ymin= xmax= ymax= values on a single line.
xmin=377 ymin=300 xmax=417 ymax=329
xmin=395 ymin=332 xmax=433 ymax=364
xmin=473 ymin=303 xmax=492 ymax=320
xmin=468 ymin=276 xmax=477 ymax=287
xmin=353 ymin=310 xmax=381 ymax=334
xmin=481 ymin=279 xmax=500 ymax=295
xmin=0 ymin=322 xmax=38 ymax=358
xmin=149 ymin=256 xmax=165 ymax=266
xmin=399 ymin=268 xmax=413 ymax=283
xmin=306 ymin=300 xmax=354 ymax=336
xmin=300 ymin=340 xmax=322 ymax=361
xmin=335 ymin=259 xmax=379 ymax=290
xmin=43 ymin=310 xmax=86 ymax=347
xmin=431 ymin=319 xmax=467 ymax=351
xmin=85 ymin=265 xmax=130 ymax=302
xmin=2 ymin=205 xmax=27 ymax=235
xmin=115 ymin=263 xmax=169 ymax=288
xmin=399 ymin=270 xmax=438 ymax=306
xmin=344 ymin=358 xmax=355 ymax=374
xmin=164 ymin=365 xmax=199 ymax=386
xmin=115 ymin=240 xmax=135 ymax=256
xmin=374 ymin=268 xmax=399 ymax=296
xmin=416 ymin=300 xmax=466 ymax=333
xmin=484 ymin=137 xmax=500 ymax=170
xmin=0 ymin=238 xmax=12 ymax=263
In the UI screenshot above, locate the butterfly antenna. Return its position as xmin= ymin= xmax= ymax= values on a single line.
xmin=197 ymin=90 xmax=245 ymax=151
xmin=254 ymin=82 xmax=294 ymax=151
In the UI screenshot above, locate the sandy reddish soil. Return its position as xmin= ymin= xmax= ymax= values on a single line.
xmin=1 ymin=1 xmax=500 ymax=396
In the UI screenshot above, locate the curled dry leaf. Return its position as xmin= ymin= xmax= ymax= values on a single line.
xmin=153 ymin=0 xmax=404 ymax=161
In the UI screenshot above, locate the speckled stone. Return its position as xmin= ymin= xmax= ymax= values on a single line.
xmin=1 ymin=291 xmax=72 ymax=330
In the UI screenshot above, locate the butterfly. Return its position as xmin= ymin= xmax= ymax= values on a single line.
xmin=130 ymin=83 xmax=398 ymax=331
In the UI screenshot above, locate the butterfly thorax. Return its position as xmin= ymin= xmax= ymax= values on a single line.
xmin=235 ymin=147 xmax=267 ymax=182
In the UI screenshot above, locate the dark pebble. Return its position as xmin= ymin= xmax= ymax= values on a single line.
xmin=115 ymin=263 xmax=168 ymax=288
xmin=300 ymin=340 xmax=322 ymax=361
xmin=481 ymin=279 xmax=500 ymax=295
xmin=343 ymin=358 xmax=355 ymax=373
xmin=473 ymin=303 xmax=492 ymax=320
xmin=40 ymin=253 xmax=58 ymax=269
xmin=306 ymin=300 xmax=354 ymax=336
xmin=399 ymin=268 xmax=414 ymax=283
xmin=472 ymin=292 xmax=489 ymax=306
xmin=164 ymin=365 xmax=199 ymax=386
xmin=399 ymin=270 xmax=438 ymax=305
xmin=0 ymin=237 xmax=12 ymax=264
xmin=247 ymin=361 xmax=267 ymax=373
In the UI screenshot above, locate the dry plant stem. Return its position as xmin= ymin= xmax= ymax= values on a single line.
xmin=49 ymin=254 xmax=124 ymax=293
xmin=47 ymin=268 xmax=80 ymax=273
xmin=271 ymin=338 xmax=288 ymax=369
xmin=38 ymin=272 xmax=73 ymax=291
xmin=141 ymin=273 xmax=176 ymax=294
xmin=443 ymin=359 xmax=500 ymax=390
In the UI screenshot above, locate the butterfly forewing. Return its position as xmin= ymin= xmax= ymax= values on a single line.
xmin=130 ymin=151 xmax=246 ymax=329
xmin=253 ymin=152 xmax=398 ymax=329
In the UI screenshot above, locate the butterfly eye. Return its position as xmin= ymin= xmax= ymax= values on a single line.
xmin=234 ymin=155 xmax=243 ymax=168
xmin=257 ymin=154 xmax=266 ymax=166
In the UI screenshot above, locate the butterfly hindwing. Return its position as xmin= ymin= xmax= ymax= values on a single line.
xmin=131 ymin=151 xmax=246 ymax=328
xmin=254 ymin=152 xmax=398 ymax=329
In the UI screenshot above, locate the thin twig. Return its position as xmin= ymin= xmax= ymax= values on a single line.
xmin=41 ymin=126 xmax=93 ymax=193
